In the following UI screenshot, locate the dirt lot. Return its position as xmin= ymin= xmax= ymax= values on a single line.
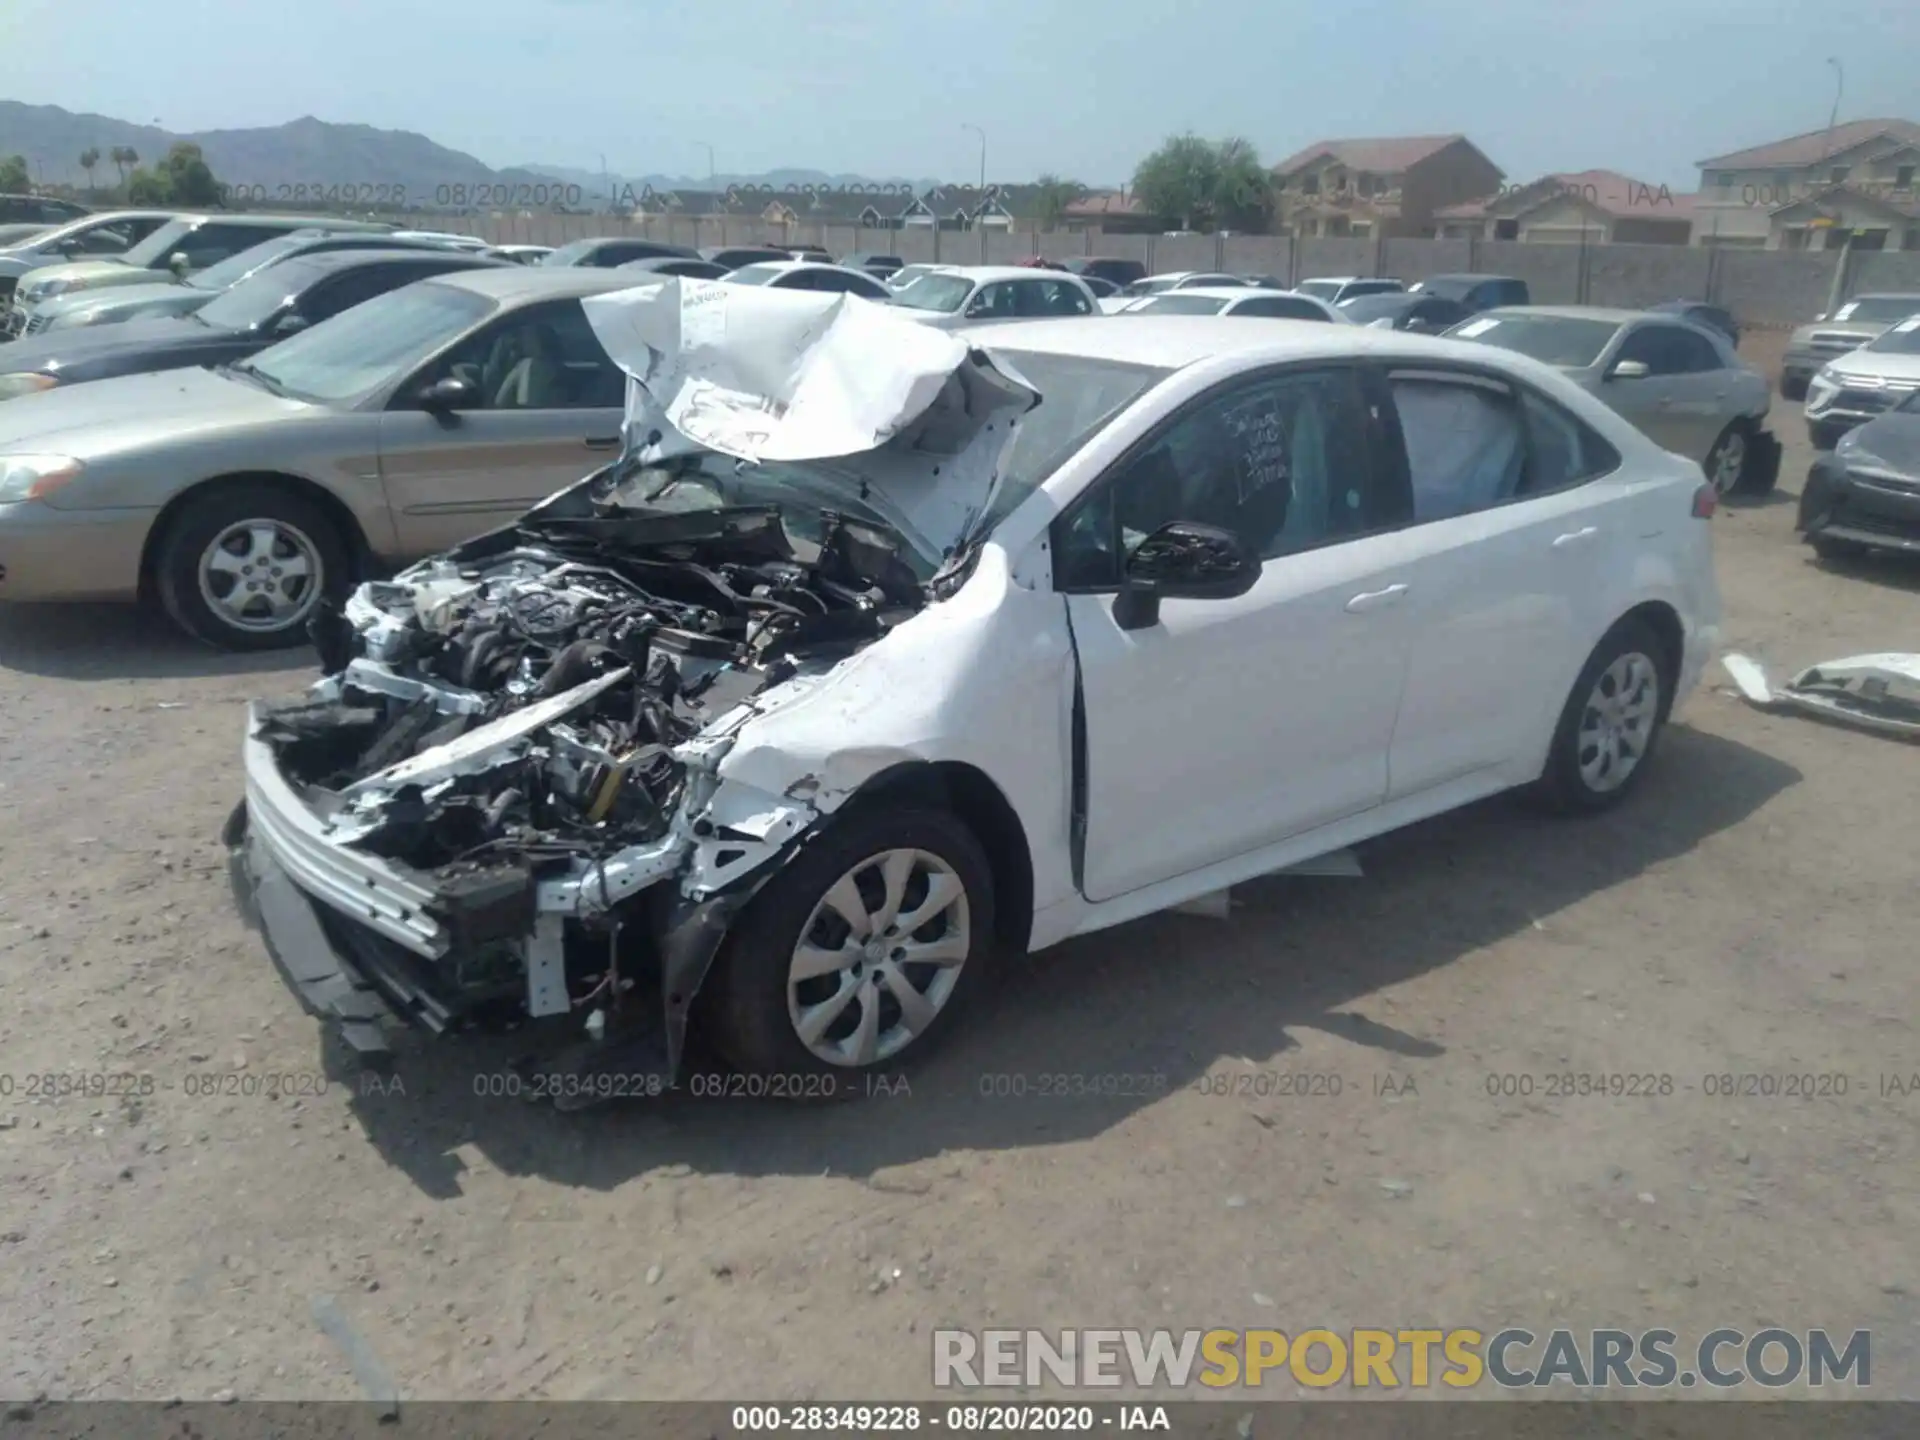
xmin=2 ymin=337 xmax=1918 ymax=1403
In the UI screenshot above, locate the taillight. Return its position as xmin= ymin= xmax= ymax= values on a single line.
xmin=1691 ymin=482 xmax=1718 ymax=519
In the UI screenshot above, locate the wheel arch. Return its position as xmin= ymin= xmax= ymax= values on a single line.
xmin=138 ymin=470 xmax=374 ymax=603
xmin=835 ymin=759 xmax=1036 ymax=956
xmin=1608 ymin=599 xmax=1684 ymax=721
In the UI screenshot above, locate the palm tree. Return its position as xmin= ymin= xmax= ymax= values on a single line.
xmin=78 ymin=147 xmax=100 ymax=193
xmin=109 ymin=146 xmax=137 ymax=188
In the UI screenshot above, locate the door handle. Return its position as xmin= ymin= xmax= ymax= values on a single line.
xmin=1344 ymin=583 xmax=1408 ymax=613
xmin=1552 ymin=526 xmax=1599 ymax=548
xmin=583 ymin=435 xmax=621 ymax=450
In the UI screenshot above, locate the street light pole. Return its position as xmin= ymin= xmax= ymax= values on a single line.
xmin=962 ymin=123 xmax=986 ymax=192
xmin=1818 ymin=58 xmax=1844 ymax=175
xmin=696 ymin=141 xmax=716 ymax=187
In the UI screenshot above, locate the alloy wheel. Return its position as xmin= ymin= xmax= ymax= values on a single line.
xmin=1577 ymin=651 xmax=1661 ymax=794
xmin=1709 ymin=429 xmax=1748 ymax=494
xmin=197 ymin=519 xmax=324 ymax=635
xmin=786 ymin=847 xmax=972 ymax=1067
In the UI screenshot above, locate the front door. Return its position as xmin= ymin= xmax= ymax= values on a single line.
xmin=1602 ymin=321 xmax=1721 ymax=459
xmin=1056 ymin=364 xmax=1415 ymax=902
xmin=377 ymin=298 xmax=625 ymax=556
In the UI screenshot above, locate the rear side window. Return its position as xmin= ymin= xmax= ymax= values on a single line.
xmin=1018 ymin=280 xmax=1092 ymax=317
xmin=1385 ymin=369 xmax=1621 ymax=520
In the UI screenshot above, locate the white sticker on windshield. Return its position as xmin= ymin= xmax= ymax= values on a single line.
xmin=1453 ymin=317 xmax=1499 ymax=338
xmin=1834 ymin=303 xmax=1859 ymax=321
xmin=1894 ymin=315 xmax=1920 ymax=333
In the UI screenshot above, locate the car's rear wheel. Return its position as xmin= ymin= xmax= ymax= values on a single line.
xmin=702 ymin=806 xmax=996 ymax=1083
xmin=1704 ymin=420 xmax=1754 ymax=495
xmin=1534 ymin=619 xmax=1672 ymax=814
xmin=154 ymin=484 xmax=351 ymax=651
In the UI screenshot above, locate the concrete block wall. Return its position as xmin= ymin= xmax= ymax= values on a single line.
xmin=444 ymin=212 xmax=1920 ymax=328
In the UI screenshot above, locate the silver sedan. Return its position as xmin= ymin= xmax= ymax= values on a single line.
xmin=1444 ymin=305 xmax=1774 ymax=493
xmin=0 ymin=268 xmax=637 ymax=649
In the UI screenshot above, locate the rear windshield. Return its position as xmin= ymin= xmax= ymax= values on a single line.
xmin=1446 ymin=313 xmax=1621 ymax=368
xmin=1338 ymin=293 xmax=1416 ymax=323
xmin=1295 ymin=280 xmax=1343 ymax=302
xmin=726 ymin=264 xmax=783 ymax=286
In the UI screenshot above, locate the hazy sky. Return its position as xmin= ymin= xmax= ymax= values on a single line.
xmin=2 ymin=0 xmax=1915 ymax=189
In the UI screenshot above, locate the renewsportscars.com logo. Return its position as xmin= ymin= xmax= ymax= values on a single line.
xmin=932 ymin=1327 xmax=1871 ymax=1390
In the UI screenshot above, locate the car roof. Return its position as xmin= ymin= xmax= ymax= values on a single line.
xmin=1854 ymin=292 xmax=1920 ymax=300
xmin=930 ymin=265 xmax=1092 ymax=284
xmin=975 ymin=316 xmax=1519 ymax=370
xmin=1301 ymin=275 xmax=1365 ymax=284
xmin=176 ymin=212 xmax=392 ymax=230
xmin=1481 ymin=304 xmax=1645 ymax=325
xmin=1421 ymin=273 xmax=1521 ymax=284
xmin=1151 ymin=286 xmax=1311 ymax=303
xmin=275 ymin=247 xmax=508 ymax=273
xmin=428 ymin=267 xmax=642 ymax=300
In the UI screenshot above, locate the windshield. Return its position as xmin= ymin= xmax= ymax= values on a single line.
xmin=1446 ymin=313 xmax=1620 ymax=367
xmin=241 ymin=281 xmax=494 ymax=405
xmin=1412 ymin=277 xmax=1476 ymax=300
xmin=120 ymin=218 xmax=202 ymax=267
xmin=726 ymin=264 xmax=783 ymax=286
xmin=197 ymin=256 xmax=331 ymax=331
xmin=1130 ymin=294 xmax=1229 ymax=315
xmin=187 ymin=235 xmax=304 ymax=292
xmin=1833 ymin=297 xmax=1920 ymax=324
xmin=891 ymin=274 xmax=974 ymax=313
xmin=971 ymin=350 xmax=1173 ymax=534
xmin=1296 ymin=280 xmax=1342 ymax=302
xmin=1865 ymin=316 xmax=1920 ymax=355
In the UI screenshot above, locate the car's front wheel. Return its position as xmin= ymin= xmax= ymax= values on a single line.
xmin=1534 ymin=619 xmax=1672 ymax=813
xmin=703 ymin=806 xmax=996 ymax=1082
xmin=154 ymin=483 xmax=352 ymax=651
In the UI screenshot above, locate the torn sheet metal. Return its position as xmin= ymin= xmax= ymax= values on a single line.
xmin=580 ymin=276 xmax=1039 ymax=558
xmin=1722 ymin=652 xmax=1920 ymax=740
xmin=344 ymin=666 xmax=633 ymax=796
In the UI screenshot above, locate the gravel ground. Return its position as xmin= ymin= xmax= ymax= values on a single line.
xmin=2 ymin=338 xmax=1917 ymax=1402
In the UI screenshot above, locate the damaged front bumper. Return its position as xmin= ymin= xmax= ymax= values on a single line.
xmin=229 ymin=687 xmax=820 ymax=1083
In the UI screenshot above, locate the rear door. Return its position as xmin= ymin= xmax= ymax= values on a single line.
xmin=1368 ymin=364 xmax=1629 ymax=797
xmin=375 ymin=297 xmax=625 ymax=555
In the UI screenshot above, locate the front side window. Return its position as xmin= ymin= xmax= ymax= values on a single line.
xmin=410 ymin=298 xmax=623 ymax=410
xmin=1616 ymin=323 xmax=1716 ymax=375
xmin=965 ymin=283 xmax=1022 ymax=319
xmin=1053 ymin=367 xmax=1382 ymax=588
xmin=1019 ymin=280 xmax=1092 ymax=316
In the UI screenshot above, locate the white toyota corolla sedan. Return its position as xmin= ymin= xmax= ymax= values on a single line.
xmin=228 ymin=286 xmax=1722 ymax=1099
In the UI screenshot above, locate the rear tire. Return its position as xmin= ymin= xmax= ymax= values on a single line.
xmin=1705 ymin=419 xmax=1757 ymax=495
xmin=1533 ymin=618 xmax=1672 ymax=815
xmin=154 ymin=484 xmax=352 ymax=651
xmin=1780 ymin=373 xmax=1808 ymax=402
xmin=702 ymin=806 xmax=996 ymax=1083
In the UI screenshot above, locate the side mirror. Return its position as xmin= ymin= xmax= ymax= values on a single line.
xmin=963 ymin=299 xmax=989 ymax=318
xmin=1112 ymin=521 xmax=1261 ymax=631
xmin=419 ymin=375 xmax=476 ymax=413
xmin=1607 ymin=358 xmax=1650 ymax=381
xmin=168 ymin=251 xmax=191 ymax=279
xmin=272 ymin=312 xmax=309 ymax=337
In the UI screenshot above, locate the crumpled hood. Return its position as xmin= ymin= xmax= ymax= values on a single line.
xmin=581 ymin=277 xmax=1039 ymax=558
xmin=0 ymin=364 xmax=306 ymax=457
xmin=1837 ymin=412 xmax=1920 ymax=476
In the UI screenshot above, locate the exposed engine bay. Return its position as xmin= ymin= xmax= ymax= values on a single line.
xmin=236 ymin=458 xmax=935 ymax=1075
xmin=271 ymin=467 xmax=925 ymax=873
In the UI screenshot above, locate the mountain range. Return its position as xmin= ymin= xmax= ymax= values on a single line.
xmin=0 ymin=101 xmax=940 ymax=201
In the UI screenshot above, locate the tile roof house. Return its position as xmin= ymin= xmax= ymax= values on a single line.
xmin=1270 ymin=134 xmax=1503 ymax=238
xmin=625 ymin=182 xmax=1072 ymax=232
xmin=1433 ymin=170 xmax=1697 ymax=245
xmin=1061 ymin=188 xmax=1155 ymax=234
xmin=1692 ymin=119 xmax=1920 ymax=249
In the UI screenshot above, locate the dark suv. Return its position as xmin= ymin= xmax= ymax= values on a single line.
xmin=0 ymin=194 xmax=90 ymax=226
xmin=1409 ymin=273 xmax=1531 ymax=315
xmin=1064 ymin=256 xmax=1147 ymax=288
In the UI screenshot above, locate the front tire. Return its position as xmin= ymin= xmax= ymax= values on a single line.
xmin=154 ymin=484 xmax=351 ymax=651
xmin=1533 ymin=619 xmax=1671 ymax=814
xmin=703 ymin=806 xmax=996 ymax=1081
xmin=1811 ymin=535 xmax=1869 ymax=562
